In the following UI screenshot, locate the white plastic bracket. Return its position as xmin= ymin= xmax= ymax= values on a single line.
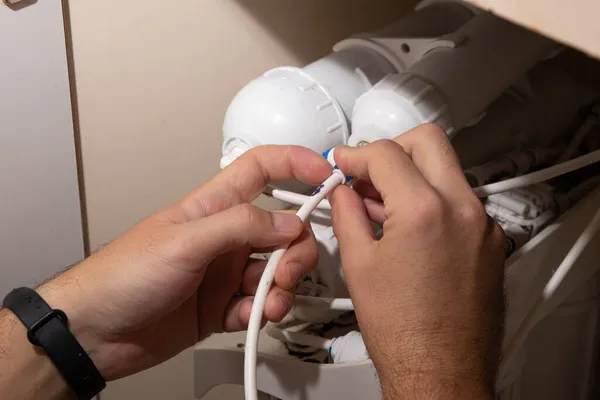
xmin=416 ymin=0 xmax=482 ymax=14
xmin=334 ymin=35 xmax=461 ymax=73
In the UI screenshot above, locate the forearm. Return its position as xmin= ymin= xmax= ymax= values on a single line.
xmin=369 ymin=331 xmax=497 ymax=400
xmin=0 ymin=307 xmax=71 ymax=400
xmin=379 ymin=372 xmax=494 ymax=400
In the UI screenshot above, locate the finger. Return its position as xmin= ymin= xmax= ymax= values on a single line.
xmin=394 ymin=123 xmax=473 ymax=201
xmin=247 ymin=210 xmax=304 ymax=254
xmin=180 ymin=204 xmax=303 ymax=267
xmin=331 ymin=185 xmax=376 ymax=263
xmin=334 ymin=140 xmax=434 ymax=215
xmin=363 ymin=198 xmax=386 ymax=225
xmin=274 ymin=224 xmax=319 ymax=291
xmin=223 ymin=288 xmax=294 ymax=332
xmin=264 ymin=287 xmax=294 ymax=322
xmin=223 ymin=296 xmax=258 ymax=332
xmin=351 ymin=180 xmax=385 ymax=223
xmin=353 ymin=179 xmax=382 ymax=202
xmin=173 ymin=145 xmax=332 ymax=221
xmin=240 ymin=225 xmax=318 ymax=293
xmin=239 ymin=258 xmax=267 ymax=295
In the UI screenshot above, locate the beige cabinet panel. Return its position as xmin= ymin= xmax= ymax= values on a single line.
xmin=466 ymin=0 xmax=600 ymax=59
xmin=0 ymin=1 xmax=84 ymax=295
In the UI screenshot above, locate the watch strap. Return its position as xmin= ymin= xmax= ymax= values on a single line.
xmin=2 ymin=287 xmax=106 ymax=399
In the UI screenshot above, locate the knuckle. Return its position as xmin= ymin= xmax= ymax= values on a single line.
xmin=243 ymin=145 xmax=264 ymax=160
xmin=411 ymin=190 xmax=445 ymax=227
xmin=401 ymin=122 xmax=446 ymax=143
xmin=231 ymin=146 xmax=257 ymax=168
xmin=459 ymin=200 xmax=506 ymax=255
xmin=460 ymin=199 xmax=488 ymax=231
xmin=420 ymin=122 xmax=446 ymax=138
xmin=370 ymin=139 xmax=402 ymax=154
xmin=236 ymin=203 xmax=260 ymax=227
xmin=491 ymin=221 xmax=507 ymax=250
xmin=299 ymin=229 xmax=320 ymax=272
xmin=368 ymin=139 xmax=406 ymax=166
xmin=414 ymin=123 xmax=454 ymax=156
xmin=307 ymin=239 xmax=319 ymax=266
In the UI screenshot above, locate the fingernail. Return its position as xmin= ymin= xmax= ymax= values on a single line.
xmin=272 ymin=212 xmax=301 ymax=233
xmin=363 ymin=197 xmax=381 ymax=206
xmin=288 ymin=262 xmax=304 ymax=285
xmin=277 ymin=292 xmax=292 ymax=314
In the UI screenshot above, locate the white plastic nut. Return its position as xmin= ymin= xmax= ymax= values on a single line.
xmin=330 ymin=331 xmax=369 ymax=364
xmin=221 ymin=67 xmax=349 ymax=168
xmin=348 ymin=73 xmax=453 ymax=147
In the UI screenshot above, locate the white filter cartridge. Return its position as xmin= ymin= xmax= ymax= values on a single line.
xmin=349 ymin=12 xmax=559 ymax=146
xmin=221 ymin=1 xmax=475 ymax=168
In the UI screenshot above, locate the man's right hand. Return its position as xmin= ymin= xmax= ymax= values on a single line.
xmin=331 ymin=124 xmax=506 ymax=399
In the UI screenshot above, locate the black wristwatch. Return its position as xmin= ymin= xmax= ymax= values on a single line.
xmin=2 ymin=287 xmax=106 ymax=399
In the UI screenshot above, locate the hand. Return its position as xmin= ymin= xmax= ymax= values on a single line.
xmin=330 ymin=125 xmax=506 ymax=399
xmin=37 ymin=145 xmax=332 ymax=380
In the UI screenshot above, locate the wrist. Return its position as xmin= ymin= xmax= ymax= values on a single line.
xmin=0 ymin=308 xmax=70 ymax=400
xmin=36 ymin=270 xmax=107 ymax=379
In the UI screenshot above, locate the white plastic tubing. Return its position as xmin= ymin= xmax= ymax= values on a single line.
xmin=244 ymin=169 xmax=346 ymax=400
xmin=473 ymin=149 xmax=600 ymax=198
xmin=221 ymin=0 xmax=475 ymax=169
xmin=268 ymin=149 xmax=600 ymax=208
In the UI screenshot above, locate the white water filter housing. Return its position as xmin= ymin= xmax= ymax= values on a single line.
xmin=220 ymin=0 xmax=475 ymax=168
xmin=349 ymin=12 xmax=560 ymax=146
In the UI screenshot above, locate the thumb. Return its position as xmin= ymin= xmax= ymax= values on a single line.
xmin=180 ymin=204 xmax=303 ymax=266
xmin=331 ymin=185 xmax=375 ymax=263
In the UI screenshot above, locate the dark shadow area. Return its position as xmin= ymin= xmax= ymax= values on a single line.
xmin=233 ymin=0 xmax=417 ymax=64
xmin=547 ymin=48 xmax=600 ymax=93
xmin=62 ymin=0 xmax=90 ymax=257
xmin=4 ymin=0 xmax=37 ymax=11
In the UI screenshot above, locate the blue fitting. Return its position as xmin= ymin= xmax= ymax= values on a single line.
xmin=322 ymin=148 xmax=352 ymax=183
